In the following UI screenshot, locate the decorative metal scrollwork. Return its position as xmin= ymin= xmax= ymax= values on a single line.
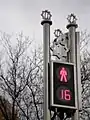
xmin=41 ymin=10 xmax=52 ymax=20
xmin=67 ymin=13 xmax=77 ymax=24
xmin=50 ymin=29 xmax=70 ymax=60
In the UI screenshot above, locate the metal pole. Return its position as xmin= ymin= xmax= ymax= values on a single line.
xmin=41 ymin=10 xmax=52 ymax=120
xmin=66 ymin=14 xmax=79 ymax=120
xmin=75 ymin=32 xmax=82 ymax=111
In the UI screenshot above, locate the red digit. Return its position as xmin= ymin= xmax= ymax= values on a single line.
xmin=61 ymin=90 xmax=64 ymax=100
xmin=65 ymin=90 xmax=71 ymax=100
xmin=60 ymin=89 xmax=71 ymax=101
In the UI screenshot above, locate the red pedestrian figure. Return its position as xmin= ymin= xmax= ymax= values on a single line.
xmin=60 ymin=67 xmax=67 ymax=82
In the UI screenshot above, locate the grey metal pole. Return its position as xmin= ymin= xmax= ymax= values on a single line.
xmin=66 ymin=14 xmax=79 ymax=120
xmin=41 ymin=10 xmax=52 ymax=120
xmin=75 ymin=32 xmax=82 ymax=111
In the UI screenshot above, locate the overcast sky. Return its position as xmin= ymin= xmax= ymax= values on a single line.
xmin=0 ymin=0 xmax=90 ymax=44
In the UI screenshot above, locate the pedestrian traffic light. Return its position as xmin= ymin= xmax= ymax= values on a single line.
xmin=50 ymin=60 xmax=77 ymax=110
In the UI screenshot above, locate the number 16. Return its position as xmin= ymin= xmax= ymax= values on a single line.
xmin=61 ymin=89 xmax=71 ymax=101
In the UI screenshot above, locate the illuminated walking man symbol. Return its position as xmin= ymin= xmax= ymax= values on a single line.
xmin=60 ymin=67 xmax=67 ymax=82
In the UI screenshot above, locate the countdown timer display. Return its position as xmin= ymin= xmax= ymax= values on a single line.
xmin=50 ymin=61 xmax=76 ymax=109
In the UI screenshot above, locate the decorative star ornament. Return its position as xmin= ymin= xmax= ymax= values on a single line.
xmin=54 ymin=29 xmax=62 ymax=38
xmin=67 ymin=13 xmax=77 ymax=24
xmin=41 ymin=10 xmax=52 ymax=20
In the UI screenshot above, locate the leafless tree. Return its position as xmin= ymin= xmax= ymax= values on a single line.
xmin=80 ymin=30 xmax=90 ymax=120
xmin=0 ymin=32 xmax=43 ymax=120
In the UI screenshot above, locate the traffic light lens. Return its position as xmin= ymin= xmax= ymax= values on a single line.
xmin=59 ymin=67 xmax=68 ymax=82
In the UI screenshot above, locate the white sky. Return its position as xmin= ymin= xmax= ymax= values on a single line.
xmin=0 ymin=0 xmax=90 ymax=45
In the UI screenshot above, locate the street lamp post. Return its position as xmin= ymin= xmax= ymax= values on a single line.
xmin=66 ymin=14 xmax=81 ymax=120
xmin=41 ymin=10 xmax=52 ymax=120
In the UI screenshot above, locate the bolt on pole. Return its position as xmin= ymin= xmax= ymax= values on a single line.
xmin=41 ymin=10 xmax=52 ymax=120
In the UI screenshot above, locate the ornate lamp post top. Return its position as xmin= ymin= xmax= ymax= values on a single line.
xmin=66 ymin=13 xmax=78 ymax=29
xmin=41 ymin=10 xmax=52 ymax=20
xmin=67 ymin=13 xmax=77 ymax=24
xmin=54 ymin=29 xmax=62 ymax=38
